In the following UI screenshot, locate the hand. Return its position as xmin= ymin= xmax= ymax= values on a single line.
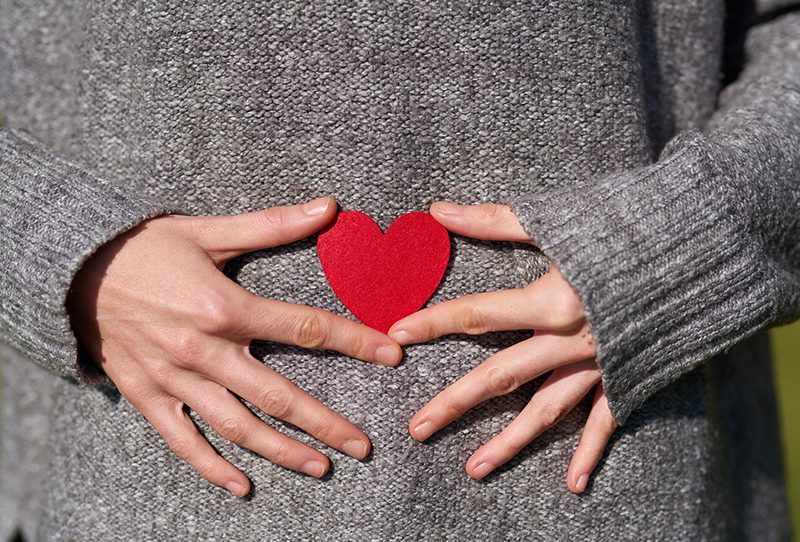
xmin=387 ymin=202 xmax=617 ymax=493
xmin=66 ymin=196 xmax=403 ymax=497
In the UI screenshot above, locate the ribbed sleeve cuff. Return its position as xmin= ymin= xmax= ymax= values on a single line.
xmin=505 ymin=129 xmax=776 ymax=425
xmin=0 ymin=127 xmax=182 ymax=385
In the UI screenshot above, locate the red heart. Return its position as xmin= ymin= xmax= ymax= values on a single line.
xmin=317 ymin=211 xmax=451 ymax=333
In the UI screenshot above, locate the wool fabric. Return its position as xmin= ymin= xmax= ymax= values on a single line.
xmin=1 ymin=1 xmax=798 ymax=540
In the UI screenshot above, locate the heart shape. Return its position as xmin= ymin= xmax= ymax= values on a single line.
xmin=317 ymin=211 xmax=451 ymax=333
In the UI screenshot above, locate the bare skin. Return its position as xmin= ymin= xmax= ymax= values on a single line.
xmin=388 ymin=201 xmax=618 ymax=494
xmin=67 ymin=196 xmax=613 ymax=497
xmin=66 ymin=196 xmax=403 ymax=497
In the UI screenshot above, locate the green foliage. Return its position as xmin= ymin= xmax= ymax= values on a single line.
xmin=771 ymin=322 xmax=800 ymax=541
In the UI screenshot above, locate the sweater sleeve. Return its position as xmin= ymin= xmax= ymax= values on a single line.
xmin=505 ymin=10 xmax=800 ymax=426
xmin=0 ymin=126 xmax=180 ymax=385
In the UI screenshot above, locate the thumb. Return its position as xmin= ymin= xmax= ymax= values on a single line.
xmin=429 ymin=201 xmax=533 ymax=243
xmin=194 ymin=196 xmax=337 ymax=260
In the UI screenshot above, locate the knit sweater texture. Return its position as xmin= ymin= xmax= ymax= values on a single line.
xmin=0 ymin=0 xmax=798 ymax=540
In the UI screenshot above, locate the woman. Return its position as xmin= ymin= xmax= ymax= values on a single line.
xmin=0 ymin=0 xmax=797 ymax=540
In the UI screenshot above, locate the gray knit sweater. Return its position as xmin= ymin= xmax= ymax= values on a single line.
xmin=1 ymin=0 xmax=798 ymax=540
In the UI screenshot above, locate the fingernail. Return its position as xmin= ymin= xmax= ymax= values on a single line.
xmin=388 ymin=330 xmax=414 ymax=345
xmin=576 ymin=473 xmax=588 ymax=492
xmin=342 ymin=439 xmax=369 ymax=459
xmin=375 ymin=344 xmax=401 ymax=366
xmin=472 ymin=462 xmax=494 ymax=479
xmin=413 ymin=421 xmax=436 ymax=441
xmin=432 ymin=201 xmax=458 ymax=215
xmin=303 ymin=196 xmax=331 ymax=215
xmin=225 ymin=481 xmax=247 ymax=497
xmin=301 ymin=460 xmax=326 ymax=477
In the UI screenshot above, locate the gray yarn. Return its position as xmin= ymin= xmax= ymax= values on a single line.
xmin=0 ymin=0 xmax=797 ymax=540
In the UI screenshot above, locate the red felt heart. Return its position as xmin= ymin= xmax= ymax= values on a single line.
xmin=317 ymin=211 xmax=451 ymax=333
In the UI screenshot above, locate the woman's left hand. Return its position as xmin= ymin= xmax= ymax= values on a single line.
xmin=387 ymin=201 xmax=618 ymax=493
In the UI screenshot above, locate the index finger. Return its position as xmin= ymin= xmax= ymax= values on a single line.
xmin=238 ymin=294 xmax=403 ymax=366
xmin=387 ymin=268 xmax=585 ymax=344
xmin=388 ymin=288 xmax=538 ymax=345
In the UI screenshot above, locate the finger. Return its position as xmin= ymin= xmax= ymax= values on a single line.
xmin=408 ymin=331 xmax=595 ymax=441
xmin=465 ymin=360 xmax=601 ymax=480
xmin=213 ymin=348 xmax=373 ymax=460
xmin=239 ymin=294 xmax=403 ymax=366
xmin=429 ymin=202 xmax=531 ymax=242
xmin=566 ymin=383 xmax=617 ymax=493
xmin=388 ymin=269 xmax=586 ymax=345
xmin=389 ymin=288 xmax=535 ymax=344
xmin=180 ymin=378 xmax=332 ymax=478
xmin=193 ymin=196 xmax=337 ymax=261
xmin=134 ymin=392 xmax=252 ymax=497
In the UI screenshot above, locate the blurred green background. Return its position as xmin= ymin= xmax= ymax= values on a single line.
xmin=772 ymin=321 xmax=800 ymax=540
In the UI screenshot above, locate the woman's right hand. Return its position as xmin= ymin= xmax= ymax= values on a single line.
xmin=66 ymin=196 xmax=402 ymax=497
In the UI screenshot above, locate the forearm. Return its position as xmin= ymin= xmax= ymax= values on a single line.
xmin=704 ymin=13 xmax=800 ymax=320
xmin=506 ymin=11 xmax=800 ymax=425
xmin=0 ymin=126 xmax=177 ymax=382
